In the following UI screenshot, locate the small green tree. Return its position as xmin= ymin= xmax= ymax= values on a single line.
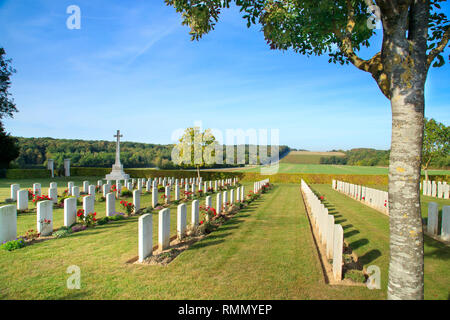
xmin=173 ymin=127 xmax=217 ymax=179
xmin=0 ymin=48 xmax=19 ymax=168
xmin=422 ymin=118 xmax=449 ymax=181
xmin=0 ymin=48 xmax=18 ymax=123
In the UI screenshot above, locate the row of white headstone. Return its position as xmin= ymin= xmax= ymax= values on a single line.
xmin=253 ymin=179 xmax=270 ymax=193
xmin=421 ymin=180 xmax=449 ymax=199
xmin=2 ymin=178 xmax=243 ymax=246
xmin=301 ymin=180 xmax=343 ymax=281
xmin=427 ymin=202 xmax=450 ymax=241
xmin=332 ymin=180 xmax=389 ymax=215
xmin=138 ymin=185 xmax=244 ymax=262
xmin=10 ymin=182 xmax=58 ymax=211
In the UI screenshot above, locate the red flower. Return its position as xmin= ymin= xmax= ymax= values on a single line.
xmin=200 ymin=221 xmax=204 ymax=225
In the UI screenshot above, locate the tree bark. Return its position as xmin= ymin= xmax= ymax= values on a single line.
xmin=381 ymin=0 xmax=429 ymax=301
xmin=387 ymin=88 xmax=425 ymax=300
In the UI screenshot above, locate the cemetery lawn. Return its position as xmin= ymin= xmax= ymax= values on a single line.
xmin=0 ymin=180 xmax=388 ymax=300
xmin=311 ymin=184 xmax=450 ymax=300
xmin=233 ymin=163 xmax=449 ymax=176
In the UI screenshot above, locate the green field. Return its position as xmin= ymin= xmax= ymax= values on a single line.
xmin=280 ymin=151 xmax=346 ymax=165
xmin=235 ymin=163 xmax=449 ymax=176
xmin=1 ymin=176 xmax=449 ymax=299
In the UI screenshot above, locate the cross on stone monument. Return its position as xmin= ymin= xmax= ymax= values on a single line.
xmin=105 ymin=129 xmax=130 ymax=181
xmin=114 ymin=130 xmax=123 ymax=165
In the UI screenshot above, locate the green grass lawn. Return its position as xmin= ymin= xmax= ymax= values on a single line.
xmin=0 ymin=178 xmax=447 ymax=299
xmin=0 ymin=180 xmax=387 ymax=300
xmin=234 ymin=163 xmax=449 ymax=175
xmin=280 ymin=151 xmax=346 ymax=164
xmin=311 ymin=184 xmax=450 ymax=300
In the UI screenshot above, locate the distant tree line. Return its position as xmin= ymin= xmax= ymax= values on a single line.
xmin=11 ymin=137 xmax=290 ymax=170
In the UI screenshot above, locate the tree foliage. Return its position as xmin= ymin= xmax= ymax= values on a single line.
xmin=422 ymin=117 xmax=450 ymax=171
xmin=0 ymin=123 xmax=19 ymax=169
xmin=165 ymin=0 xmax=449 ymax=97
xmin=11 ymin=136 xmax=290 ymax=170
xmin=0 ymin=48 xmax=18 ymax=123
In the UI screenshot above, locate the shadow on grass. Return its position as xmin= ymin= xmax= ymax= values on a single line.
xmin=424 ymin=236 xmax=450 ymax=261
xmin=358 ymin=249 xmax=382 ymax=266
xmin=349 ymin=238 xmax=369 ymax=250
xmin=188 ymin=239 xmax=226 ymax=250
xmin=344 ymin=229 xmax=360 ymax=238
xmin=57 ymin=290 xmax=90 ymax=300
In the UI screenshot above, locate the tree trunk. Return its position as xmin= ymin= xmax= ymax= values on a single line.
xmin=424 ymin=169 xmax=428 ymax=182
xmin=197 ymin=166 xmax=201 ymax=181
xmin=382 ymin=0 xmax=429 ymax=300
xmin=387 ymin=88 xmax=425 ymax=300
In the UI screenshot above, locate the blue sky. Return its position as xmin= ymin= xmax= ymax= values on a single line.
xmin=0 ymin=0 xmax=449 ymax=151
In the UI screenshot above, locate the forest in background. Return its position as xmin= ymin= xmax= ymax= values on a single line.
xmin=11 ymin=137 xmax=290 ymax=170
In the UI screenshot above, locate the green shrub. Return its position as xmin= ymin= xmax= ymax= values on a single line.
xmin=1 ymin=238 xmax=26 ymax=251
xmin=5 ymin=169 xmax=50 ymax=179
xmin=345 ymin=269 xmax=366 ymax=283
xmin=110 ymin=213 xmax=125 ymax=221
xmin=53 ymin=229 xmax=72 ymax=238
xmin=97 ymin=217 xmax=110 ymax=225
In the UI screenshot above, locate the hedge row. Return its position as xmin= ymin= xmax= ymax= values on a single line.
xmin=5 ymin=169 xmax=51 ymax=179
xmin=3 ymin=168 xmax=449 ymax=185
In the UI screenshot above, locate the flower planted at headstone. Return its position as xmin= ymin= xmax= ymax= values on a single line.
xmin=32 ymin=195 xmax=51 ymax=206
xmin=76 ymin=209 xmax=97 ymax=227
xmin=119 ymin=200 xmax=134 ymax=216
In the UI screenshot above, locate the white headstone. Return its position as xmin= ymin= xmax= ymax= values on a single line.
xmin=103 ymin=184 xmax=111 ymax=197
xmin=64 ymin=197 xmax=77 ymax=227
xmin=332 ymin=224 xmax=343 ymax=281
xmin=83 ymin=195 xmax=95 ymax=217
xmin=138 ymin=214 xmax=153 ymax=262
xmin=17 ymin=190 xmax=28 ymax=211
xmin=175 ymin=184 xmax=180 ymax=201
xmin=106 ymin=192 xmax=116 ymax=217
xmin=0 ymin=205 xmax=17 ymax=243
xmin=177 ymin=203 xmax=187 ymax=240
xmin=152 ymin=181 xmax=158 ymax=208
xmin=158 ymin=208 xmax=170 ymax=250
xmin=216 ymin=193 xmax=222 ymax=214
xmin=133 ymin=190 xmax=141 ymax=213
xmin=326 ymin=215 xmax=334 ymax=259
xmin=83 ymin=181 xmax=89 ymax=193
xmin=165 ymin=186 xmax=170 ymax=204
xmin=48 ymin=187 xmax=58 ymax=204
xmin=427 ymin=202 xmax=439 ymax=235
xmin=67 ymin=182 xmax=74 ymax=196
xmin=72 ymin=186 xmax=80 ymax=198
xmin=191 ymin=200 xmax=199 ymax=226
xmin=88 ymin=185 xmax=96 ymax=196
xmin=10 ymin=184 xmax=19 ymax=201
xmin=33 ymin=183 xmax=42 ymax=197
xmin=37 ymin=200 xmax=53 ymax=236
xmin=441 ymin=206 xmax=450 ymax=241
